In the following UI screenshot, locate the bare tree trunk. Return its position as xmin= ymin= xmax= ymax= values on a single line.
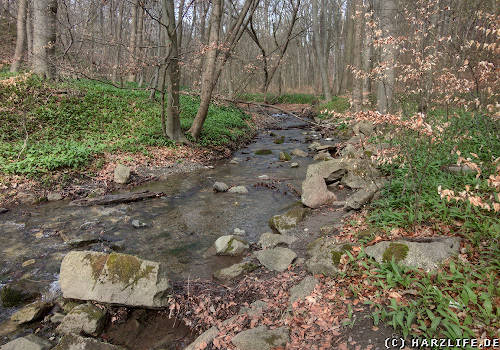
xmin=32 ymin=0 xmax=57 ymax=79
xmin=26 ymin=1 xmax=33 ymax=66
xmin=160 ymin=0 xmax=184 ymax=141
xmin=188 ymin=0 xmax=222 ymax=139
xmin=362 ymin=0 xmax=372 ymax=106
xmin=10 ymin=0 xmax=27 ymax=72
xmin=312 ymin=0 xmax=331 ymax=100
xmin=376 ymin=0 xmax=396 ymax=113
xmin=127 ymin=0 xmax=138 ymax=82
xmin=352 ymin=0 xmax=363 ymax=112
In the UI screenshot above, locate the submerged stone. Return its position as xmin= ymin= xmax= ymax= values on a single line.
xmin=59 ymin=251 xmax=170 ymax=308
xmin=255 ymin=149 xmax=272 ymax=155
xmin=213 ymin=182 xmax=229 ymax=192
xmin=228 ymin=185 xmax=249 ymax=194
xmin=279 ymin=152 xmax=291 ymax=161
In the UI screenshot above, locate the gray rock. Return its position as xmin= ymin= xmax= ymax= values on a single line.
xmin=228 ymin=186 xmax=249 ymax=194
xmin=50 ymin=313 xmax=65 ymax=324
xmin=239 ymin=300 xmax=268 ymax=318
xmin=254 ymin=248 xmax=297 ymax=272
xmin=11 ymin=302 xmax=53 ymax=324
xmin=301 ymin=175 xmax=336 ymax=208
xmin=445 ymin=165 xmax=476 ymax=174
xmin=59 ymin=251 xmax=170 ymax=308
xmin=307 ymin=142 xmax=322 ymax=151
xmin=131 ymin=219 xmax=147 ymax=229
xmin=184 ymin=326 xmax=219 ymax=350
xmin=47 ymin=192 xmax=63 ymax=201
xmin=56 ymin=303 xmax=107 ymax=336
xmin=258 ymin=232 xmax=296 ymax=249
xmin=345 ymin=187 xmax=378 ymax=210
xmin=213 ymin=182 xmax=229 ymax=192
xmin=353 ymin=121 xmax=374 ymax=136
xmin=113 ymin=164 xmax=131 ymax=184
xmin=0 ymin=335 xmax=52 ymax=350
xmin=289 ymin=276 xmax=319 ymax=305
xmin=214 ymin=262 xmax=258 ymax=281
xmin=305 ymin=159 xmax=350 ymax=179
xmin=290 ymin=162 xmax=299 ymax=168
xmin=341 ymin=171 xmax=383 ymax=190
xmin=291 ymin=149 xmax=308 ymax=157
xmin=314 ymin=152 xmax=333 ymax=161
xmin=305 ymin=238 xmax=352 ymax=276
xmin=231 ymin=326 xmax=289 ymax=350
xmin=215 ymin=235 xmax=249 ymax=256
xmin=52 ymin=334 xmax=124 ymax=350
xmin=269 ymin=206 xmax=307 ymax=234
xmin=364 ymin=237 xmax=461 ymax=272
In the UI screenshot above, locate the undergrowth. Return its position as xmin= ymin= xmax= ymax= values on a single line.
xmin=237 ymin=92 xmax=319 ymax=105
xmin=0 ymin=73 xmax=251 ymax=175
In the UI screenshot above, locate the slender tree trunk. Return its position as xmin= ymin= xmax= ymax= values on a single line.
xmin=352 ymin=0 xmax=363 ymax=112
xmin=362 ymin=0 xmax=372 ymax=106
xmin=312 ymin=0 xmax=331 ymax=100
xmin=32 ymin=0 xmax=57 ymax=79
xmin=376 ymin=0 xmax=396 ymax=113
xmin=10 ymin=0 xmax=27 ymax=72
xmin=26 ymin=1 xmax=33 ymax=66
xmin=161 ymin=0 xmax=184 ymax=141
xmin=127 ymin=0 xmax=138 ymax=82
xmin=188 ymin=0 xmax=222 ymax=139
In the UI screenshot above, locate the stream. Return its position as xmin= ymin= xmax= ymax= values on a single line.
xmin=0 ymin=112 xmax=327 ymax=325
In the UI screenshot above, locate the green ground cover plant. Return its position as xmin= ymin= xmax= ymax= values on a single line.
xmin=0 ymin=73 xmax=251 ymax=175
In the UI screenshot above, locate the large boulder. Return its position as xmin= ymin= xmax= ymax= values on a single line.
xmin=268 ymin=206 xmax=306 ymax=234
xmin=59 ymin=251 xmax=170 ymax=308
xmin=301 ymin=175 xmax=336 ymax=208
xmin=52 ymin=334 xmax=124 ymax=350
xmin=231 ymin=326 xmax=289 ymax=350
xmin=214 ymin=235 xmax=249 ymax=256
xmin=113 ymin=164 xmax=131 ymax=184
xmin=254 ymin=248 xmax=296 ymax=272
xmin=305 ymin=238 xmax=352 ymax=276
xmin=258 ymin=232 xmax=296 ymax=249
xmin=0 ymin=335 xmax=52 ymax=350
xmin=364 ymin=237 xmax=461 ymax=272
xmin=56 ymin=303 xmax=107 ymax=336
xmin=306 ymin=159 xmax=348 ymax=179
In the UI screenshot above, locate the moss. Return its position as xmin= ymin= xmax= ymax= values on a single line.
xmin=279 ymin=152 xmax=291 ymax=161
xmin=242 ymin=263 xmax=258 ymax=272
xmin=331 ymin=244 xmax=352 ymax=265
xmin=264 ymin=334 xmax=281 ymax=345
xmin=70 ymin=304 xmax=105 ymax=322
xmin=84 ymin=253 xmax=108 ymax=281
xmin=255 ymin=149 xmax=272 ymax=155
xmin=382 ymin=243 xmax=409 ymax=263
xmin=273 ymin=136 xmax=285 ymax=144
xmin=224 ymin=237 xmax=235 ymax=254
xmin=105 ymin=253 xmax=155 ymax=288
xmin=1 ymin=286 xmax=26 ymax=307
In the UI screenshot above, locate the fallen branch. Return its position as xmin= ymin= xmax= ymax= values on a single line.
xmin=69 ymin=190 xmax=164 ymax=206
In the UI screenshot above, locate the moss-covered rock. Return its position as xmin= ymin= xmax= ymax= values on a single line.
xmin=269 ymin=206 xmax=306 ymax=234
xmin=214 ymin=235 xmax=249 ymax=256
xmin=382 ymin=243 xmax=409 ymax=263
xmin=273 ymin=136 xmax=285 ymax=144
xmin=279 ymin=152 xmax=291 ymax=161
xmin=255 ymin=149 xmax=272 ymax=155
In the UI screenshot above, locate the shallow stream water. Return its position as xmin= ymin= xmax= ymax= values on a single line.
xmin=0 ymin=113 xmax=327 ymax=324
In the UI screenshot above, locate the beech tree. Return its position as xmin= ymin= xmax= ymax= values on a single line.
xmin=32 ymin=0 xmax=57 ymax=78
